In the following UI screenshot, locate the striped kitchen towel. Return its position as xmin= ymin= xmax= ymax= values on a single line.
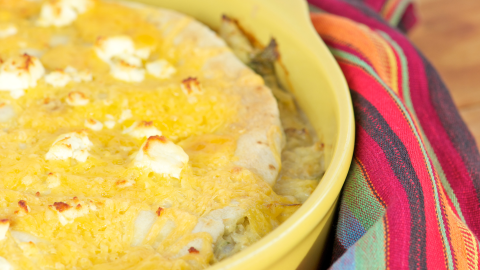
xmin=308 ymin=0 xmax=480 ymax=269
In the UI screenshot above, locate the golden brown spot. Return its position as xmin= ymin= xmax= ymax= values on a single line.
xmin=188 ymin=247 xmax=199 ymax=254
xmin=221 ymin=14 xmax=263 ymax=48
xmin=53 ymin=5 xmax=62 ymax=17
xmin=53 ymin=202 xmax=71 ymax=212
xmin=143 ymin=135 xmax=167 ymax=151
xmin=269 ymin=164 xmax=276 ymax=170
xmin=118 ymin=59 xmax=136 ymax=68
xmin=73 ymin=197 xmax=79 ymax=203
xmin=35 ymin=192 xmax=40 ymax=197
xmin=56 ymin=137 xmax=72 ymax=147
xmin=75 ymin=130 xmax=88 ymax=136
xmin=68 ymin=91 xmax=87 ymax=100
xmin=156 ymin=207 xmax=163 ymax=217
xmin=43 ymin=98 xmax=63 ymax=112
xmin=96 ymin=36 xmax=105 ymax=46
xmin=18 ymin=200 xmax=29 ymax=213
xmin=21 ymin=54 xmax=34 ymax=70
xmin=181 ymin=77 xmax=200 ymax=94
xmin=86 ymin=118 xmax=97 ymax=125
xmin=284 ymin=128 xmax=307 ymax=136
xmin=221 ymin=14 xmax=232 ymax=22
xmin=116 ymin=179 xmax=127 ymax=186
xmin=231 ymin=167 xmax=242 ymax=173
xmin=0 ymin=219 xmax=9 ymax=225
xmin=140 ymin=121 xmax=153 ymax=127
xmin=76 ymin=204 xmax=82 ymax=210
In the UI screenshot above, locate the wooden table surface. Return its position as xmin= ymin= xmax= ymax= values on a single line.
xmin=410 ymin=0 xmax=480 ymax=146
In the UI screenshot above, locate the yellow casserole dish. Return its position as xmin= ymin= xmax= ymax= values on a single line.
xmin=0 ymin=0 xmax=353 ymax=268
xmin=125 ymin=0 xmax=355 ymax=268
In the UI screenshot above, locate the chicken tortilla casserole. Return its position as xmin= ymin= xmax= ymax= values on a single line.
xmin=0 ymin=0 xmax=325 ymax=269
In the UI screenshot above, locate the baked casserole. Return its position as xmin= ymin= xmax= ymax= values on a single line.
xmin=0 ymin=0 xmax=325 ymax=269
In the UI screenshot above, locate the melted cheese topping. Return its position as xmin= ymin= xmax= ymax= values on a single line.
xmin=0 ymin=1 xmax=323 ymax=269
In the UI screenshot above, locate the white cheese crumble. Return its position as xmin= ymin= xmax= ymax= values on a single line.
xmin=115 ymin=179 xmax=135 ymax=188
xmin=66 ymin=91 xmax=89 ymax=106
xmin=46 ymin=172 xmax=61 ymax=188
xmin=0 ymin=24 xmax=17 ymax=39
xmin=21 ymin=175 xmax=36 ymax=186
xmin=146 ymin=59 xmax=176 ymax=79
xmin=134 ymin=47 xmax=151 ymax=60
xmin=134 ymin=136 xmax=189 ymax=179
xmin=104 ymin=120 xmax=116 ymax=129
xmin=15 ymin=201 xmax=30 ymax=216
xmin=0 ymin=219 xmax=9 ymax=241
xmin=118 ymin=109 xmax=132 ymax=123
xmin=76 ymin=70 xmax=92 ymax=82
xmin=110 ymin=58 xmax=145 ymax=82
xmin=95 ymin=36 xmax=137 ymax=62
xmin=123 ymin=121 xmax=162 ymax=138
xmin=0 ymin=256 xmax=12 ymax=270
xmin=38 ymin=0 xmax=94 ymax=27
xmin=49 ymin=200 xmax=97 ymax=226
xmin=45 ymin=70 xmax=71 ymax=87
xmin=0 ymin=103 xmax=15 ymax=122
xmin=45 ymin=131 xmax=93 ymax=162
xmin=45 ymin=67 xmax=91 ymax=88
xmin=64 ymin=66 xmax=92 ymax=82
xmin=94 ymin=36 xmax=150 ymax=82
xmin=0 ymin=54 xmax=45 ymax=98
xmin=85 ymin=118 xmax=103 ymax=131
xmin=181 ymin=77 xmax=202 ymax=95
